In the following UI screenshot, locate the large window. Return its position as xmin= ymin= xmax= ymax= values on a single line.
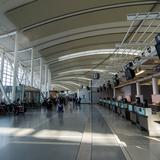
xmin=0 ymin=56 xmax=1 ymax=74
xmin=3 ymin=59 xmax=13 ymax=86
xmin=0 ymin=53 xmax=40 ymax=88
xmin=18 ymin=66 xmax=26 ymax=85
xmin=0 ymin=52 xmax=42 ymax=101
xmin=33 ymin=71 xmax=40 ymax=88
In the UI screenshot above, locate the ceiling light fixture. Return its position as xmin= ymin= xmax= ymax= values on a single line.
xmin=136 ymin=70 xmax=145 ymax=76
xmin=58 ymin=69 xmax=105 ymax=75
xmin=53 ymin=76 xmax=92 ymax=81
xmin=52 ymin=84 xmax=71 ymax=91
xmin=0 ymin=31 xmax=16 ymax=39
xmin=127 ymin=12 xmax=160 ymax=21
xmin=54 ymin=81 xmax=81 ymax=87
xmin=109 ymin=72 xmax=117 ymax=75
xmin=58 ymin=49 xmax=140 ymax=62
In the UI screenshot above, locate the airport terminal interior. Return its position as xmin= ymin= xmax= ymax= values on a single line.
xmin=0 ymin=0 xmax=160 ymax=160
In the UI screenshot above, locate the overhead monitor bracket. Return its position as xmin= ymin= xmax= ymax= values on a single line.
xmin=0 ymin=31 xmax=16 ymax=39
xmin=127 ymin=12 xmax=160 ymax=21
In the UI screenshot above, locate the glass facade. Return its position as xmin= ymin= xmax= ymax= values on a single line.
xmin=0 ymin=53 xmax=41 ymax=100
xmin=3 ymin=59 xmax=13 ymax=86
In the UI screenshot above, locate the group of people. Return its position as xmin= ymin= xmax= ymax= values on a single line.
xmin=42 ymin=96 xmax=82 ymax=112
xmin=42 ymin=96 xmax=65 ymax=112
xmin=74 ymin=97 xmax=81 ymax=106
xmin=42 ymin=97 xmax=53 ymax=109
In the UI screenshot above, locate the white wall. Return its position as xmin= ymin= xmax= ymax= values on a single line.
xmin=79 ymin=88 xmax=91 ymax=104
xmin=92 ymin=87 xmax=100 ymax=103
xmin=78 ymin=87 xmax=100 ymax=104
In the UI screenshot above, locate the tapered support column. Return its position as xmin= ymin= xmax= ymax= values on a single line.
xmin=136 ymin=82 xmax=141 ymax=96
xmin=77 ymin=89 xmax=79 ymax=98
xmin=47 ymin=69 xmax=51 ymax=97
xmin=152 ymin=77 xmax=159 ymax=95
xmin=136 ymin=82 xmax=143 ymax=102
xmin=0 ymin=52 xmax=4 ymax=81
xmin=113 ymin=88 xmax=116 ymax=97
xmin=39 ymin=58 xmax=42 ymax=90
xmin=30 ymin=49 xmax=33 ymax=86
xmin=12 ymin=33 xmax=18 ymax=102
xmin=151 ymin=77 xmax=160 ymax=104
xmin=44 ymin=65 xmax=48 ymax=97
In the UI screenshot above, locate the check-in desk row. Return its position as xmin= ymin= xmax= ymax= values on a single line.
xmin=99 ymin=99 xmax=130 ymax=119
xmin=99 ymin=99 xmax=160 ymax=136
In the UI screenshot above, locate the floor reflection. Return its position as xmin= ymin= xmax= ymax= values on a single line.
xmin=46 ymin=111 xmax=53 ymax=119
xmin=58 ymin=112 xmax=64 ymax=125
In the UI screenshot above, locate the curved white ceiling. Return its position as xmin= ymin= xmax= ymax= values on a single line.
xmin=0 ymin=0 xmax=159 ymax=90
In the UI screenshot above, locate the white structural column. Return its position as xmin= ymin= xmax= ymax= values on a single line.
xmin=24 ymin=69 xmax=27 ymax=85
xmin=0 ymin=52 xmax=4 ymax=81
xmin=136 ymin=82 xmax=141 ymax=96
xmin=113 ymin=88 xmax=116 ymax=97
xmin=77 ymin=89 xmax=80 ymax=98
xmin=152 ymin=77 xmax=159 ymax=95
xmin=47 ymin=69 xmax=51 ymax=97
xmin=44 ymin=65 xmax=48 ymax=97
xmin=39 ymin=58 xmax=42 ymax=90
xmin=30 ymin=49 xmax=34 ymax=86
xmin=12 ymin=33 xmax=18 ymax=101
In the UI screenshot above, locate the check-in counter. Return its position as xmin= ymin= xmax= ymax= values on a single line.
xmin=135 ymin=107 xmax=158 ymax=135
xmin=120 ymin=103 xmax=127 ymax=118
xmin=99 ymin=99 xmax=103 ymax=105
xmin=99 ymin=99 xmax=106 ymax=107
xmin=120 ymin=103 xmax=130 ymax=120
xmin=99 ymin=99 xmax=160 ymax=136
xmin=99 ymin=99 xmax=110 ymax=109
xmin=99 ymin=99 xmax=114 ymax=110
xmin=138 ymin=112 xmax=160 ymax=136
xmin=107 ymin=100 xmax=111 ymax=109
xmin=114 ymin=102 xmax=119 ymax=113
xmin=111 ymin=101 xmax=116 ymax=112
xmin=117 ymin=102 xmax=121 ymax=115
xmin=103 ymin=100 xmax=106 ymax=107
xmin=128 ymin=104 xmax=137 ymax=124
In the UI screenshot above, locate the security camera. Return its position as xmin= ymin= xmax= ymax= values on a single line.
xmin=147 ymin=47 xmax=151 ymax=53
xmin=141 ymin=52 xmax=145 ymax=56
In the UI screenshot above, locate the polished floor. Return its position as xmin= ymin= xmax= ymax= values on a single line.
xmin=0 ymin=104 xmax=160 ymax=160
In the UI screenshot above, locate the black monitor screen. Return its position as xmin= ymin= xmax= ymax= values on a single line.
xmin=155 ymin=33 xmax=160 ymax=44
xmin=125 ymin=68 xmax=135 ymax=80
xmin=155 ymin=43 xmax=160 ymax=59
xmin=93 ymin=73 xmax=100 ymax=79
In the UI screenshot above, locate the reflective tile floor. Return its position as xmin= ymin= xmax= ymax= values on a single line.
xmin=0 ymin=104 xmax=160 ymax=160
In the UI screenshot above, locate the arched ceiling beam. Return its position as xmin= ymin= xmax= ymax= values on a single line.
xmin=53 ymin=83 xmax=79 ymax=91
xmin=53 ymin=81 xmax=82 ymax=87
xmin=52 ymin=76 xmax=91 ymax=81
xmin=53 ymin=79 xmax=85 ymax=83
xmin=7 ymin=1 xmax=157 ymax=31
xmin=46 ymin=48 xmax=140 ymax=65
xmin=52 ymin=84 xmax=73 ymax=91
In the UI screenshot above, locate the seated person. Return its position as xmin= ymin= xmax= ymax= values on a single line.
xmin=135 ymin=97 xmax=143 ymax=107
xmin=143 ymin=99 xmax=149 ymax=108
xmin=123 ymin=98 xmax=128 ymax=103
xmin=16 ymin=98 xmax=21 ymax=105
